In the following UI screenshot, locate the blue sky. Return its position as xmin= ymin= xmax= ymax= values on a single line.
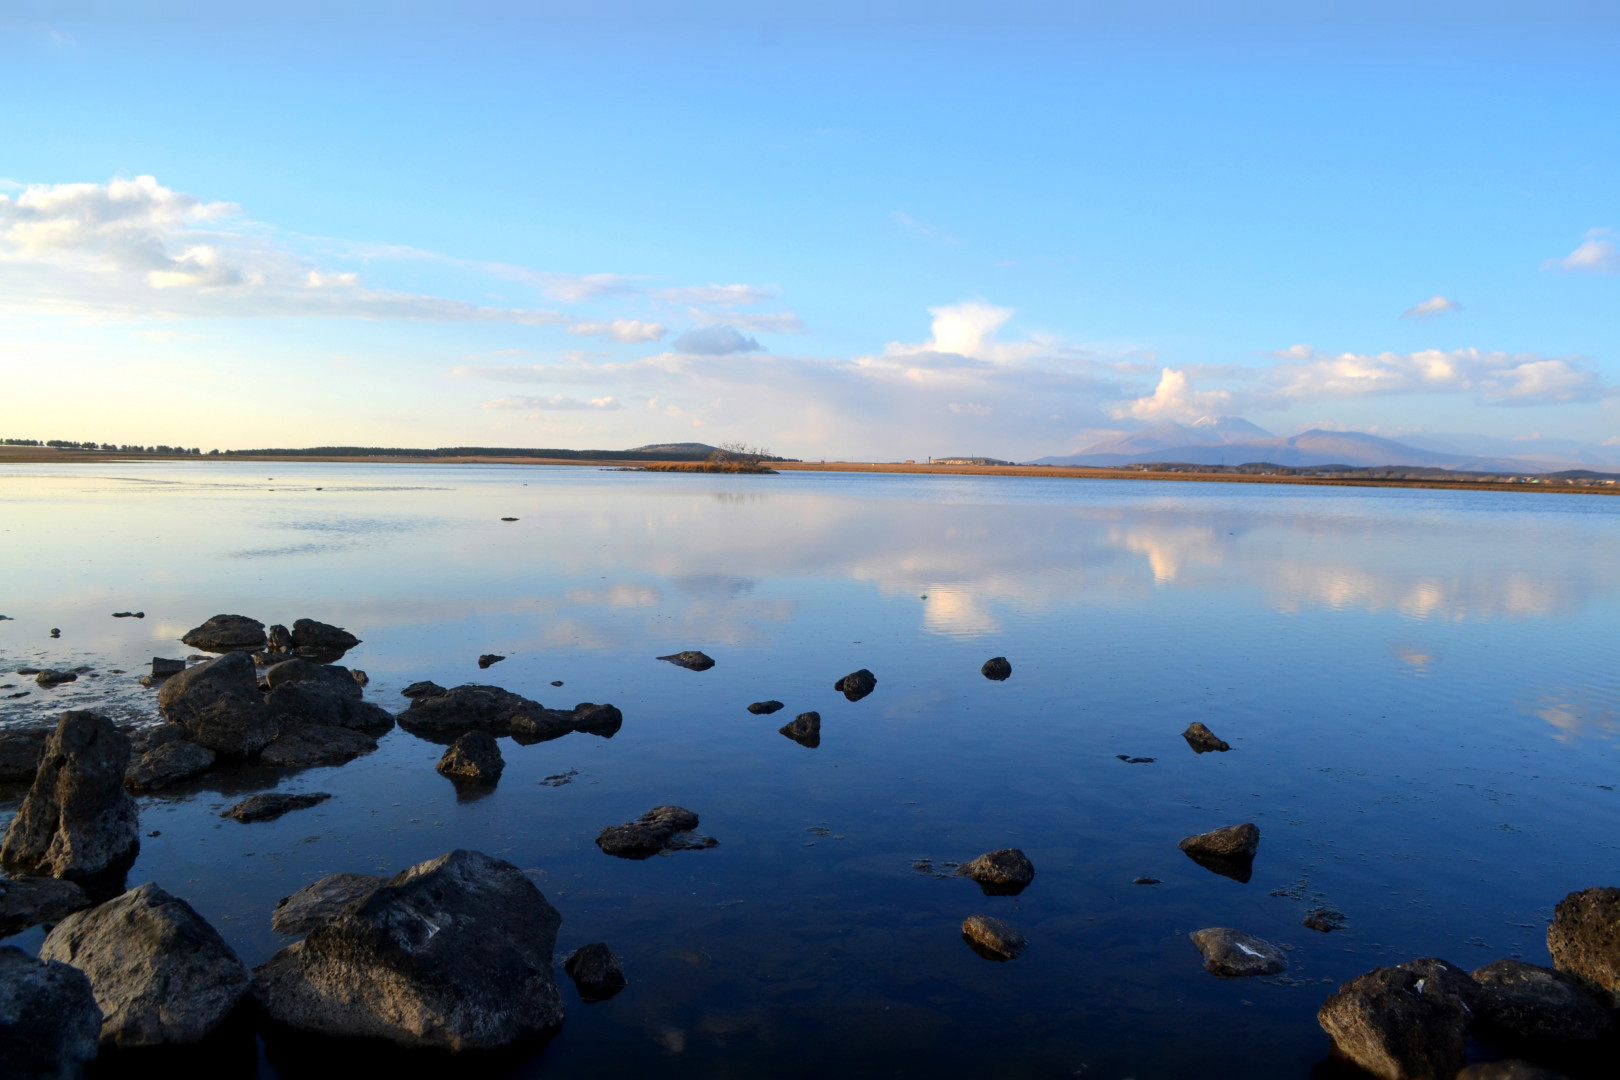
xmin=2 ymin=3 xmax=1616 ymax=458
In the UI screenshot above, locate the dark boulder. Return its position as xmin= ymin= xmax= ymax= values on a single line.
xmin=477 ymin=654 xmax=505 ymax=669
xmin=150 ymin=657 xmax=186 ymax=679
xmin=36 ymin=670 xmax=78 ymax=688
xmin=747 ymin=700 xmax=785 ymax=715
xmin=400 ymin=681 xmax=445 ymax=700
xmin=259 ymin=725 xmax=378 ymax=768
xmin=564 ymin=943 xmax=627 ymax=1002
xmin=1547 ymin=886 xmax=1620 ymax=1008
xmin=180 ymin=614 xmax=267 ymax=654
xmin=657 ymin=651 xmax=714 ymax=671
xmin=223 ymin=792 xmax=332 ymax=823
xmin=1318 ymin=965 xmax=1472 ymax=1080
xmin=0 ymin=946 xmax=102 ymax=1078
xmin=397 ymin=683 xmax=545 ymax=737
xmin=40 ymin=882 xmax=249 ymax=1048
xmin=834 ymin=668 xmax=877 ymax=701
xmin=288 ymin=619 xmax=359 ymax=660
xmin=569 ymin=703 xmax=623 ymax=738
xmin=0 ymin=876 xmax=90 ymax=937
xmin=958 ymin=848 xmax=1035 ymax=896
xmin=981 ymin=657 xmax=1012 ymax=681
xmin=1 ymin=712 xmax=139 ymax=880
xmin=251 ymin=849 xmax=564 ymax=1050
xmin=124 ymin=740 xmax=215 ymax=791
xmin=128 ymin=723 xmax=188 ymax=756
xmin=779 ymin=711 xmax=820 ymax=748
xmin=157 ymin=652 xmax=273 ymax=757
xmin=1182 ymin=722 xmax=1230 ymax=753
xmin=262 ymin=659 xmax=393 ymax=732
xmin=1470 ymin=958 xmax=1612 ymax=1048
xmin=596 ymin=806 xmax=717 ymax=859
xmin=1393 ymin=957 xmax=1483 ymax=1013
xmin=962 ymin=914 xmax=1025 ymax=960
xmin=1304 ymin=908 xmax=1346 ymax=933
xmin=1189 ymin=928 xmax=1286 ymax=977
xmin=1179 ymin=823 xmax=1259 ymax=881
xmin=266 ymin=624 xmax=293 ymax=654
xmin=0 ymin=724 xmax=50 ymax=782
xmin=437 ymin=731 xmax=504 ymax=783
xmin=271 ymin=873 xmax=384 ymax=936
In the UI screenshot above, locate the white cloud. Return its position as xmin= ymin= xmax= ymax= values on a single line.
xmin=1401 ymin=295 xmax=1461 ymax=319
xmin=1114 ymin=368 xmax=1234 ymax=421
xmin=672 ymin=325 xmax=762 ymax=356
xmin=567 ymin=318 xmax=666 ymax=343
xmin=1548 ymin=228 xmax=1619 ymax=274
xmin=481 ymin=395 xmax=620 ymax=411
xmin=893 ymin=210 xmax=958 ymax=245
xmin=653 ymin=283 xmax=777 ymax=307
xmin=880 ymin=301 xmax=1060 ymax=367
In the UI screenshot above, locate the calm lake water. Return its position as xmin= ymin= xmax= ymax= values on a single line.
xmin=2 ymin=462 xmax=1618 ymax=1077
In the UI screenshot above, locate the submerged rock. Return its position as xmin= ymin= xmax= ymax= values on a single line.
xmin=1182 ymin=722 xmax=1230 ymax=753
xmin=271 ymin=873 xmax=385 ymax=936
xmin=958 ymin=848 xmax=1035 ymax=896
xmin=564 ymin=943 xmax=627 ymax=1002
xmin=1179 ymin=823 xmax=1259 ymax=881
xmin=180 ymin=614 xmax=267 ymax=654
xmin=1470 ymin=958 xmax=1612 ymax=1047
xmin=0 ymin=946 xmax=102 ymax=1078
xmin=35 ymin=670 xmax=78 ymax=688
xmin=747 ymin=700 xmax=785 ymax=715
xmin=657 ymin=651 xmax=714 ymax=671
xmin=1547 ymin=886 xmax=1620 ymax=1008
xmin=157 ymin=652 xmax=273 ymax=757
xmin=259 ymin=725 xmax=378 ymax=768
xmin=1318 ymin=964 xmax=1473 ymax=1080
xmin=0 ymin=876 xmax=90 ymax=937
xmin=1189 ymin=928 xmax=1287 ymax=977
xmin=40 ymin=882 xmax=249 ymax=1048
xmin=252 ymin=849 xmax=564 ymax=1050
xmin=437 ymin=731 xmax=504 ymax=783
xmin=834 ymin=668 xmax=877 ymax=701
xmin=223 ymin=792 xmax=332 ymax=824
xmin=400 ymin=680 xmax=445 ymax=700
xmin=123 ymin=740 xmax=215 ymax=791
xmin=1 ymin=712 xmax=139 ymax=881
xmin=0 ymin=725 xmax=51 ymax=782
xmin=981 ymin=656 xmax=1012 ymax=681
xmin=1304 ymin=908 xmax=1347 ymax=933
xmin=778 ymin=711 xmax=821 ymax=748
xmin=962 ymin=915 xmax=1026 ymax=961
xmin=596 ymin=806 xmax=717 ymax=859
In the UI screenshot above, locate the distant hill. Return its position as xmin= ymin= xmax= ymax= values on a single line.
xmin=1033 ymin=426 xmax=1536 ymax=472
xmin=625 ymin=442 xmax=720 ymax=455
xmin=1066 ymin=416 xmax=1275 ymax=460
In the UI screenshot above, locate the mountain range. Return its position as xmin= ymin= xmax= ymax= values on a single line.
xmin=1031 ymin=418 xmax=1620 ymax=473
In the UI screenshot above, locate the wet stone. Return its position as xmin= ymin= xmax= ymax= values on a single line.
xmin=401 ymin=680 xmax=446 ymax=699
xmin=564 ymin=943 xmax=627 ymax=1002
xmin=437 ymin=731 xmax=505 ymax=783
xmin=747 ymin=700 xmax=785 ymax=715
xmin=271 ymin=873 xmax=385 ymax=936
xmin=1546 ymin=886 xmax=1620 ymax=1008
xmin=1304 ymin=908 xmax=1347 ymax=933
xmin=962 ymin=915 xmax=1026 ymax=961
xmin=958 ymin=848 xmax=1035 ymax=896
xmin=477 ymin=654 xmax=505 ymax=669
xmin=35 ymin=670 xmax=78 ymax=687
xmin=1469 ymin=958 xmax=1612 ymax=1046
xmin=180 ymin=614 xmax=267 ymax=654
xmin=0 ymin=876 xmax=91 ymax=936
xmin=1189 ymin=928 xmax=1287 ymax=977
xmin=124 ymin=740 xmax=215 ymax=791
xmin=981 ymin=656 xmax=1012 ymax=681
xmin=0 ymin=946 xmax=102 ymax=1077
xmin=150 ymin=657 xmax=186 ymax=678
xmin=834 ymin=668 xmax=877 ymax=701
xmin=779 ymin=711 xmax=821 ymax=748
xmin=223 ymin=792 xmax=332 ymax=823
xmin=657 ymin=651 xmax=714 ymax=671
xmin=1182 ymin=721 xmax=1231 ymax=753
xmin=597 ymin=805 xmax=717 ymax=859
xmin=1318 ymin=965 xmax=1472 ymax=1080
xmin=259 ymin=725 xmax=378 ymax=768
xmin=1179 ymin=824 xmax=1260 ymax=882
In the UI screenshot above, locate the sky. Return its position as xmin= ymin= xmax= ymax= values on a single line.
xmin=1 ymin=2 xmax=1617 ymax=459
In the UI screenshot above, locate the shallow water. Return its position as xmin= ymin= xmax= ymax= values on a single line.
xmin=2 ymin=462 xmax=1618 ymax=1077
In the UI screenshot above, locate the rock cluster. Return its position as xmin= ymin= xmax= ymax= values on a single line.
xmin=596 ymin=806 xmax=717 ymax=859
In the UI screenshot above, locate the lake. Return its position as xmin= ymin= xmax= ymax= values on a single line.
xmin=2 ymin=461 xmax=1618 ymax=1077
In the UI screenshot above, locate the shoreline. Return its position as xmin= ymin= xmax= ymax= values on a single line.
xmin=2 ymin=447 xmax=1615 ymax=495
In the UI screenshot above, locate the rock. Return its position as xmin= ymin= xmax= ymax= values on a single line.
xmin=1469 ymin=958 xmax=1612 ymax=1046
xmin=400 ymin=680 xmax=445 ymax=699
xmin=259 ymin=725 xmax=378 ymax=768
xmin=1456 ymin=1063 xmax=1573 ymax=1080
xmin=1182 ymin=721 xmax=1230 ymax=753
xmin=550 ymin=680 xmax=563 ymax=686
xmin=123 ymin=740 xmax=215 ymax=791
xmin=252 ymin=849 xmax=564 ymax=1050
xmin=981 ymin=656 xmax=1012 ymax=681
xmin=1117 ymin=755 xmax=1155 ymax=764
xmin=39 ymin=882 xmax=249 ymax=1048
xmin=1 ymin=712 xmax=139 ymax=881
xmin=596 ymin=806 xmax=717 ymax=859
xmin=1179 ymin=823 xmax=1259 ymax=881
xmin=157 ymin=651 xmax=273 ymax=757
xmin=437 ymin=731 xmax=505 ymax=783
xmin=271 ymin=873 xmax=384 ymax=935
xmin=1189 ymin=928 xmax=1287 ymax=976
xmin=477 ymin=654 xmax=505 ymax=669
xmin=1133 ymin=876 xmax=1162 ymax=885
xmin=962 ymin=915 xmax=1026 ymax=960
xmin=110 ymin=611 xmax=143 ymax=619
xmin=834 ymin=668 xmax=877 ymax=701
xmin=958 ymin=848 xmax=1035 ymax=896
xmin=657 ymin=651 xmax=714 ymax=671
xmin=1318 ymin=965 xmax=1472 ymax=1080
xmin=36 ymin=670 xmax=78 ymax=688
xmin=128 ymin=723 xmax=188 ymax=756
xmin=1304 ymin=908 xmax=1346 ymax=933
xmin=0 ymin=876 xmax=90 ymax=936
xmin=223 ymin=792 xmax=332 ymax=823
xmin=266 ymin=624 xmax=293 ymax=654
xmin=150 ymin=657 xmax=186 ymax=678
xmin=180 ymin=614 xmax=267 ymax=654
xmin=14 ymin=668 xmax=42 ymax=676
xmin=1546 ymin=886 xmax=1620 ymax=1007
xmin=50 ymin=628 xmax=60 ymax=638
xmin=779 ymin=711 xmax=821 ymax=748
xmin=350 ymin=669 xmax=368 ymax=687
xmin=500 ymin=516 xmax=518 ymax=522
xmin=398 ymin=683 xmax=545 ymax=737
xmin=747 ymin=700 xmax=785 ymax=715
xmin=564 ymin=943 xmax=626 ymax=1001
xmin=569 ymin=703 xmax=623 ymax=738
xmin=1393 ymin=958 xmax=1484 ymax=1012
xmin=288 ymin=618 xmax=359 ymax=660
xmin=0 ymin=946 xmax=102 ymax=1077
xmin=262 ymin=659 xmax=393 ymax=732
xmin=0 ymin=725 xmax=50 ymax=782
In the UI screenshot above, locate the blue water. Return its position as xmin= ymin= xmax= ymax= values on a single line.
xmin=2 ymin=462 xmax=1618 ymax=1077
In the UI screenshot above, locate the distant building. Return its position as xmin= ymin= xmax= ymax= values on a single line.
xmin=928 ymin=457 xmax=1012 ymax=466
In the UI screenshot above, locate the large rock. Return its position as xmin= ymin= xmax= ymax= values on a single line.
xmin=564 ymin=943 xmax=626 ymax=1002
xmin=0 ymin=876 xmax=90 ymax=936
xmin=271 ymin=873 xmax=384 ymax=936
xmin=252 ymin=849 xmax=564 ymax=1050
xmin=157 ymin=652 xmax=273 ymax=757
xmin=1318 ymin=965 xmax=1472 ymax=1080
xmin=123 ymin=740 xmax=215 ymax=791
xmin=1179 ymin=823 xmax=1259 ymax=881
xmin=40 ymin=882 xmax=248 ymax=1048
xmin=778 ymin=711 xmax=820 ymax=748
xmin=0 ymin=946 xmax=102 ymax=1078
xmin=223 ymin=792 xmax=331 ymax=823
xmin=259 ymin=725 xmax=378 ymax=768
xmin=180 ymin=614 xmax=266 ymax=654
xmin=1470 ymin=958 xmax=1612 ymax=1047
xmin=1393 ymin=957 xmax=1483 ymax=1012
xmin=397 ymin=683 xmax=546 ymax=737
xmin=0 ymin=725 xmax=51 ymax=782
xmin=437 ymin=731 xmax=504 ymax=783
xmin=289 ymin=618 xmax=360 ymax=659
xmin=1189 ymin=928 xmax=1286 ymax=977
xmin=834 ymin=668 xmax=877 ymax=701
xmin=597 ymin=806 xmax=717 ymax=859
xmin=262 ymin=659 xmax=393 ymax=732
xmin=958 ymin=848 xmax=1035 ymax=896
xmin=1 ymin=712 xmax=139 ymax=881
xmin=1547 ymin=886 xmax=1620 ymax=1008
xmin=962 ymin=915 xmax=1026 ymax=961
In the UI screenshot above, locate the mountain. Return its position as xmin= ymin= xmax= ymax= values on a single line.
xmin=1032 ymin=427 xmax=1538 ymax=471
xmin=1071 ymin=417 xmax=1275 ymax=459
xmin=625 ymin=442 xmax=719 ymax=455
